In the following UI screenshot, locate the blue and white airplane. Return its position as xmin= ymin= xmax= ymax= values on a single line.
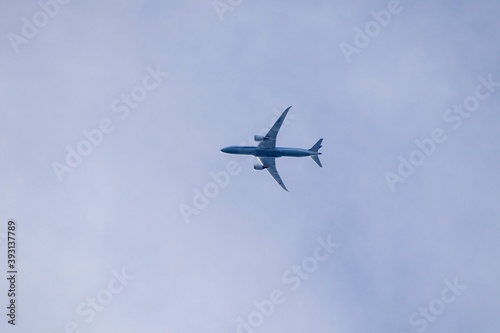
xmin=220 ymin=106 xmax=323 ymax=191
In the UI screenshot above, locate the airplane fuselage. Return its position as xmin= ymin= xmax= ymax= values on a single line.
xmin=221 ymin=146 xmax=320 ymax=158
xmin=220 ymin=106 xmax=322 ymax=191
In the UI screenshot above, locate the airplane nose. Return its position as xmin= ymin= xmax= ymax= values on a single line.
xmin=221 ymin=147 xmax=229 ymax=153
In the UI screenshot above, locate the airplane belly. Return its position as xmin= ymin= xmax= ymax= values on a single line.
xmin=255 ymin=149 xmax=282 ymax=157
xmin=277 ymin=149 xmax=310 ymax=157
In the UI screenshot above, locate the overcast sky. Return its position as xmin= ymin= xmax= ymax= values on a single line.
xmin=0 ymin=0 xmax=499 ymax=332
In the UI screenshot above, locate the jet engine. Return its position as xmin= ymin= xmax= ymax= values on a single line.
xmin=253 ymin=164 xmax=267 ymax=170
xmin=254 ymin=135 xmax=265 ymax=142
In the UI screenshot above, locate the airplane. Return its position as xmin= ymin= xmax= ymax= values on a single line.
xmin=220 ymin=106 xmax=323 ymax=191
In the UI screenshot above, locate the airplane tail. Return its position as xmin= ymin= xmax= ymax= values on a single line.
xmin=309 ymin=138 xmax=323 ymax=167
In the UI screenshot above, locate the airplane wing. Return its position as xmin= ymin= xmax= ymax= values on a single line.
xmin=257 ymin=106 xmax=291 ymax=150
xmin=258 ymin=157 xmax=288 ymax=191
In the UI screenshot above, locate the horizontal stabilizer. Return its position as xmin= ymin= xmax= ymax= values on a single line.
xmin=311 ymin=155 xmax=322 ymax=167
xmin=309 ymin=138 xmax=323 ymax=167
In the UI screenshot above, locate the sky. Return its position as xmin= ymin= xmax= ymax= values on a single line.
xmin=0 ymin=0 xmax=499 ymax=332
